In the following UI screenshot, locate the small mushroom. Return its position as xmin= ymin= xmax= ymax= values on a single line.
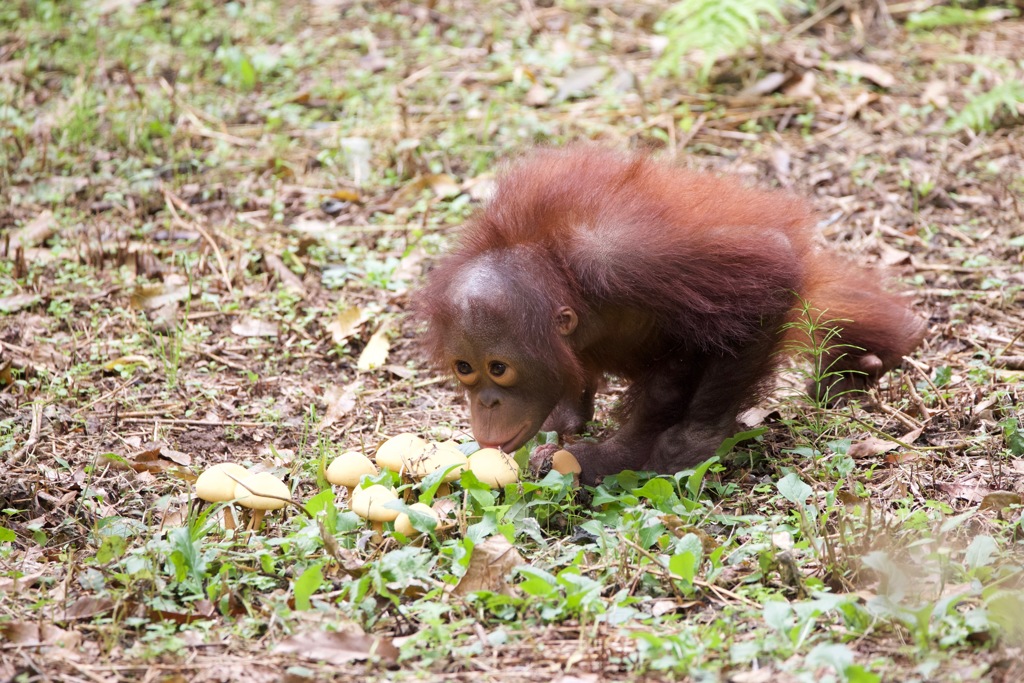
xmin=233 ymin=472 xmax=290 ymax=530
xmin=468 ymin=448 xmax=520 ymax=488
xmin=350 ymin=484 xmax=400 ymax=533
xmin=408 ymin=441 xmax=468 ymax=495
xmin=551 ymin=449 xmax=582 ymax=483
xmin=374 ymin=433 xmax=427 ymax=472
xmin=394 ymin=502 xmax=439 ymax=539
xmin=326 ymin=451 xmax=378 ymax=501
xmin=195 ymin=463 xmax=251 ymax=530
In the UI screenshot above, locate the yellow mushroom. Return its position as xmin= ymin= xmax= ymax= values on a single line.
xmin=326 ymin=451 xmax=378 ymax=501
xmin=350 ymin=484 xmax=400 ymax=533
xmin=394 ymin=502 xmax=439 ymax=539
xmin=374 ymin=433 xmax=427 ymax=472
xmin=467 ymin=448 xmax=519 ymax=488
xmin=194 ymin=463 xmax=250 ymax=530
xmin=233 ymin=472 xmax=290 ymax=530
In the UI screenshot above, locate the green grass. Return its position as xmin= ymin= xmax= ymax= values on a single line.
xmin=2 ymin=1 xmax=1024 ymax=681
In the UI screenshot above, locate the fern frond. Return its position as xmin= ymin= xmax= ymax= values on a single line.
xmin=947 ymin=80 xmax=1024 ymax=133
xmin=654 ymin=0 xmax=789 ymax=82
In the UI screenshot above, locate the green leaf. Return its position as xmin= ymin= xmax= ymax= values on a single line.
xmin=293 ymin=563 xmax=324 ymax=611
xmin=669 ymin=551 xmax=698 ymax=583
xmin=0 ymin=526 xmax=15 ymax=543
xmin=965 ymin=535 xmax=997 ymax=570
xmin=777 ymin=472 xmax=812 ymax=506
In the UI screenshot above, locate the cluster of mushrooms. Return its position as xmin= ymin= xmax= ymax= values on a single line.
xmin=193 ymin=432 xmax=582 ymax=539
xmin=194 ymin=464 xmax=290 ymax=531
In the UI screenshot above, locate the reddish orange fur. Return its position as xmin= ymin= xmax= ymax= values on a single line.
xmin=418 ymin=146 xmax=927 ymax=482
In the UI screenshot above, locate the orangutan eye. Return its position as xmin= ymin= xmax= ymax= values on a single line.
xmin=455 ymin=361 xmax=474 ymax=376
xmin=488 ymin=361 xmax=518 ymax=387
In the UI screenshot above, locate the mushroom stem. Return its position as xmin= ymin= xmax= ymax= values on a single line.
xmin=249 ymin=509 xmax=266 ymax=530
xmin=223 ymin=507 xmax=236 ymax=531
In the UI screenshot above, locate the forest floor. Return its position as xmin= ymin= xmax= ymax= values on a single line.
xmin=1 ymin=1 xmax=1023 ymax=682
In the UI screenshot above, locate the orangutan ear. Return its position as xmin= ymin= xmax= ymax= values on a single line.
xmin=556 ymin=307 xmax=578 ymax=336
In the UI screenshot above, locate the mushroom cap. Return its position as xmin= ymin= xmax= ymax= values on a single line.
xmin=233 ymin=472 xmax=290 ymax=510
xmin=374 ymin=433 xmax=427 ymax=472
xmin=326 ymin=451 xmax=377 ymax=488
xmin=468 ymin=448 xmax=520 ymax=488
xmin=195 ymin=463 xmax=251 ymax=503
xmin=394 ymin=502 xmax=439 ymax=537
xmin=551 ymin=449 xmax=582 ymax=476
xmin=350 ymin=484 xmax=400 ymax=522
xmin=408 ymin=441 xmax=468 ymax=482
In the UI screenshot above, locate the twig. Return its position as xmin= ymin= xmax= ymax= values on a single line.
xmin=163 ymin=190 xmax=233 ymax=294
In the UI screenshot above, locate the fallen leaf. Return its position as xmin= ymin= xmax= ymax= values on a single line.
xmin=922 ymin=80 xmax=949 ymax=108
xmin=321 ymin=382 xmax=359 ymax=428
xmin=849 ymin=427 xmax=922 ymax=459
xmin=326 ymin=305 xmax=367 ymax=345
xmin=263 ymin=252 xmax=307 ymax=296
xmin=554 ymin=65 xmax=608 ymax=102
xmin=0 ymin=293 xmax=40 ymax=313
xmin=740 ymin=71 xmax=788 ymax=97
xmin=102 ymin=355 xmax=153 ymax=372
xmin=357 ymin=320 xmax=391 ymax=372
xmin=231 ymin=317 xmax=279 ymax=338
xmin=524 ymin=81 xmax=550 ymax=106
xmin=937 ymin=483 xmax=991 ymax=503
xmin=0 ymin=622 xmax=81 ymax=648
xmin=823 ymin=60 xmax=896 ymax=88
xmin=393 ymin=174 xmax=461 ymax=205
xmin=273 ymin=629 xmax=398 ymax=665
xmin=61 ymin=596 xmax=114 ymax=620
xmin=331 ymin=188 xmax=361 ymax=202
xmin=452 ymin=535 xmax=526 ymax=597
xmin=130 ymin=275 xmax=191 ymax=310
xmin=783 ymin=71 xmax=817 ymax=100
xmin=877 ymin=241 xmax=913 ymax=266
xmin=979 ymin=492 xmax=1022 ymax=512
xmin=0 ymin=571 xmax=45 ymax=592
xmin=848 ymin=436 xmax=900 ymax=459
xmin=8 ymin=210 xmax=56 ymax=249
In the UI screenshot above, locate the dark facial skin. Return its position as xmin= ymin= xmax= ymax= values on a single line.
xmin=446 ymin=320 xmax=564 ymax=453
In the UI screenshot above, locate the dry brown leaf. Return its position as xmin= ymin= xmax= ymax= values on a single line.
xmin=937 ymin=483 xmax=991 ymax=503
xmin=0 ymin=622 xmax=81 ymax=648
xmin=452 ymin=535 xmax=526 ymax=597
xmin=823 ymin=60 xmax=896 ymax=88
xmin=321 ymin=382 xmax=359 ymax=428
xmin=849 ymin=427 xmax=922 ymax=459
xmin=554 ymin=65 xmax=608 ymax=102
xmin=783 ymin=71 xmax=817 ymax=100
xmin=848 ymin=436 xmax=900 ymax=459
xmin=394 ymin=174 xmax=461 ymax=204
xmin=130 ymin=275 xmax=191 ymax=310
xmin=61 ymin=596 xmax=114 ymax=620
xmin=878 ymin=241 xmax=913 ymax=266
xmin=231 ymin=317 xmax=279 ymax=338
xmin=325 ymin=305 xmax=367 ymax=345
xmin=0 ymin=571 xmax=44 ymax=593
xmin=0 ymin=293 xmax=40 ymax=313
xmin=357 ymin=320 xmax=391 ymax=372
xmin=273 ymin=629 xmax=398 ymax=665
xmin=102 ymin=355 xmax=153 ymax=372
xmin=979 ymin=492 xmax=1022 ymax=512
xmin=331 ymin=188 xmax=361 ymax=202
xmin=8 ymin=210 xmax=56 ymax=249
xmin=263 ymin=252 xmax=307 ymax=296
